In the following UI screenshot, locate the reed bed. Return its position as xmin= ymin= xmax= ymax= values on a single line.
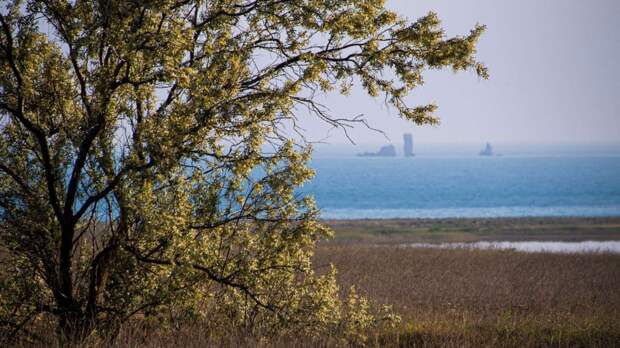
xmin=316 ymin=245 xmax=620 ymax=347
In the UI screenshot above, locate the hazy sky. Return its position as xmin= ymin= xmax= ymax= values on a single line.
xmin=299 ymin=0 xmax=620 ymax=146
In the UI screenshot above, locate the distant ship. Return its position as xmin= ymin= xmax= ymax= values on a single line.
xmin=403 ymin=133 xmax=414 ymax=157
xmin=358 ymin=144 xmax=397 ymax=157
xmin=479 ymin=142 xmax=494 ymax=156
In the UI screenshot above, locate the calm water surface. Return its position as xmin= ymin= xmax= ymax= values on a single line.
xmin=403 ymin=241 xmax=620 ymax=254
xmin=304 ymin=156 xmax=620 ymax=219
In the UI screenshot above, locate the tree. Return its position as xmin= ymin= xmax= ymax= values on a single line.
xmin=0 ymin=0 xmax=487 ymax=343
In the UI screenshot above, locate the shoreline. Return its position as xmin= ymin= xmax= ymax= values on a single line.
xmin=321 ymin=215 xmax=620 ymax=221
xmin=321 ymin=216 xmax=620 ymax=244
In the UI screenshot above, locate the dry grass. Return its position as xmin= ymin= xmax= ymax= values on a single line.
xmin=315 ymin=245 xmax=620 ymax=347
xmin=7 ymin=218 xmax=620 ymax=347
xmin=324 ymin=217 xmax=620 ymax=243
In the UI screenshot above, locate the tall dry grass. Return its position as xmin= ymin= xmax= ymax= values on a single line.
xmin=316 ymin=245 xmax=620 ymax=347
xmin=7 ymin=243 xmax=620 ymax=347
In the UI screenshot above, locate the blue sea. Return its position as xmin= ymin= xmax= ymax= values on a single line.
xmin=303 ymin=155 xmax=620 ymax=219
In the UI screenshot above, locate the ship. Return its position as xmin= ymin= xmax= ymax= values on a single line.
xmin=479 ymin=142 xmax=494 ymax=156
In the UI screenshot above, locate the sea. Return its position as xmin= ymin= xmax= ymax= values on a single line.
xmin=303 ymin=146 xmax=620 ymax=219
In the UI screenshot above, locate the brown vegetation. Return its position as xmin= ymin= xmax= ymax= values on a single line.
xmin=8 ymin=218 xmax=620 ymax=347
xmin=317 ymin=245 xmax=620 ymax=347
xmin=324 ymin=217 xmax=620 ymax=244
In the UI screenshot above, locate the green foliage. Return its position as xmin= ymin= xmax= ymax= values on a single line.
xmin=0 ymin=0 xmax=485 ymax=343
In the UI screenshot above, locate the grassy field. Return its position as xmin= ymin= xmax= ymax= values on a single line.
xmin=316 ymin=245 xmax=620 ymax=347
xmin=323 ymin=217 xmax=620 ymax=244
xmin=315 ymin=217 xmax=620 ymax=347
xmin=10 ymin=217 xmax=620 ymax=347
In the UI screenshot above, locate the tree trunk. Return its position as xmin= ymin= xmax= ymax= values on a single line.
xmin=55 ymin=221 xmax=96 ymax=344
xmin=57 ymin=306 xmax=95 ymax=344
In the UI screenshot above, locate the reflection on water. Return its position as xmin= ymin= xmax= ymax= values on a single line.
xmin=404 ymin=241 xmax=620 ymax=254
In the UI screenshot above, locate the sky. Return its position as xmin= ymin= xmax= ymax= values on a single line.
xmin=298 ymin=0 xmax=620 ymax=148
